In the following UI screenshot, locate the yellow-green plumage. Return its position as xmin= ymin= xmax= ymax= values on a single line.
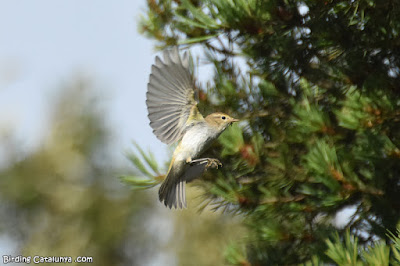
xmin=146 ymin=48 xmax=238 ymax=209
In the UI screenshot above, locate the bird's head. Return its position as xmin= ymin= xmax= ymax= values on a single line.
xmin=205 ymin=112 xmax=239 ymax=132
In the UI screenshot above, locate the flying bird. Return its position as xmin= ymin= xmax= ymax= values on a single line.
xmin=146 ymin=48 xmax=238 ymax=209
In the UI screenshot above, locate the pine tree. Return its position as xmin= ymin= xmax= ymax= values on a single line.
xmin=0 ymin=79 xmax=157 ymax=265
xmin=126 ymin=0 xmax=400 ymax=264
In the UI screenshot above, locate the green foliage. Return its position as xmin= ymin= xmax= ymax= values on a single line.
xmin=120 ymin=141 xmax=163 ymax=189
xmin=224 ymin=243 xmax=249 ymax=265
xmin=323 ymin=230 xmax=392 ymax=266
xmin=325 ymin=231 xmax=363 ymax=265
xmin=303 ymin=229 xmax=400 ymax=265
xmin=0 ymin=80 xmax=156 ymax=265
xmin=136 ymin=0 xmax=400 ymax=264
xmin=389 ymin=229 xmax=400 ymax=264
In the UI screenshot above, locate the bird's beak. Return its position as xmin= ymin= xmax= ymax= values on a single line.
xmin=229 ymin=118 xmax=239 ymax=126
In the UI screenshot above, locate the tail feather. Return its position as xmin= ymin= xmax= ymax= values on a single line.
xmin=159 ymin=175 xmax=187 ymax=209
xmin=180 ymin=181 xmax=187 ymax=208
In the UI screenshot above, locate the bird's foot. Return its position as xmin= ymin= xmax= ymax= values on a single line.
xmin=190 ymin=158 xmax=222 ymax=169
xmin=205 ymin=158 xmax=222 ymax=169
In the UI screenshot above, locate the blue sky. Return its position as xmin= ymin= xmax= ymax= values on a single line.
xmin=0 ymin=1 xmax=178 ymax=262
xmin=0 ymin=2 xmax=355 ymax=262
xmin=0 ymin=0 xmax=169 ymax=166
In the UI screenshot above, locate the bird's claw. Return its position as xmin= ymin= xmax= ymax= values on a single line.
xmin=206 ymin=158 xmax=222 ymax=169
xmin=189 ymin=158 xmax=222 ymax=169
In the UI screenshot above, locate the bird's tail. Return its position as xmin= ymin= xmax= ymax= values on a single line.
xmin=159 ymin=171 xmax=187 ymax=209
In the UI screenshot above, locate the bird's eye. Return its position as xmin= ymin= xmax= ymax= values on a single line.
xmin=221 ymin=116 xmax=226 ymax=120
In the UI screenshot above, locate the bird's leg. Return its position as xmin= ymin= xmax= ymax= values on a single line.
xmin=188 ymin=158 xmax=222 ymax=169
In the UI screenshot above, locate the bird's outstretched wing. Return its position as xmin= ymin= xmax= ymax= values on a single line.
xmin=146 ymin=48 xmax=203 ymax=144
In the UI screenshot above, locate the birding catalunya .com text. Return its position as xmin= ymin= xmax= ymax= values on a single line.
xmin=2 ymin=255 xmax=93 ymax=264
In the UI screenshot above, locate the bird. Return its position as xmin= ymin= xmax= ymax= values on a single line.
xmin=146 ymin=47 xmax=239 ymax=209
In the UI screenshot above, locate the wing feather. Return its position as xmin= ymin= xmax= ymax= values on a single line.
xmin=148 ymin=81 xmax=182 ymax=97
xmin=148 ymin=109 xmax=180 ymax=121
xmin=148 ymin=77 xmax=186 ymax=99
xmin=146 ymin=47 xmax=203 ymax=144
xmin=147 ymin=91 xmax=187 ymax=105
